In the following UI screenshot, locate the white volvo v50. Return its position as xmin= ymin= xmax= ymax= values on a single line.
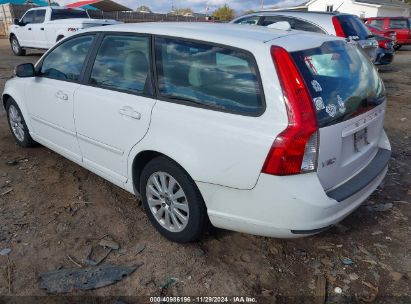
xmin=2 ymin=23 xmax=391 ymax=242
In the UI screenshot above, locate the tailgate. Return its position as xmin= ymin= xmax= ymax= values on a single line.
xmin=291 ymin=40 xmax=386 ymax=190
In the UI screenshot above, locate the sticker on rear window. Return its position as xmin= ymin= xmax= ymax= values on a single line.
xmin=313 ymin=97 xmax=325 ymax=110
xmin=311 ymin=80 xmax=322 ymax=92
xmin=337 ymin=95 xmax=346 ymax=114
xmin=326 ymin=104 xmax=337 ymax=117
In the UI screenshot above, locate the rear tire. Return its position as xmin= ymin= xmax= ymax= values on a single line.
xmin=5 ymin=98 xmax=36 ymax=147
xmin=140 ymin=156 xmax=209 ymax=243
xmin=10 ymin=36 xmax=26 ymax=56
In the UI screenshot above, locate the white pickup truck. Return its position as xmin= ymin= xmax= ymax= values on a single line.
xmin=9 ymin=6 xmax=118 ymax=56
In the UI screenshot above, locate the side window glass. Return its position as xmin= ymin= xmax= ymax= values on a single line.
xmin=261 ymin=16 xmax=282 ymax=26
xmin=34 ymin=10 xmax=46 ymax=23
xmin=155 ymin=37 xmax=264 ymax=115
xmin=89 ymin=35 xmax=150 ymax=93
xmin=389 ymin=19 xmax=408 ymax=29
xmin=370 ymin=19 xmax=383 ymax=29
xmin=292 ymin=18 xmax=326 ymax=33
xmin=235 ymin=16 xmax=260 ymax=25
xmin=40 ymin=35 xmax=94 ymax=81
xmin=21 ymin=11 xmax=34 ymax=25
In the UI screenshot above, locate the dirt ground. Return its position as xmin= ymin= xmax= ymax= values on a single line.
xmin=0 ymin=38 xmax=410 ymax=303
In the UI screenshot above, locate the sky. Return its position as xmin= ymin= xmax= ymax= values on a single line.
xmin=59 ymin=0 xmax=308 ymax=14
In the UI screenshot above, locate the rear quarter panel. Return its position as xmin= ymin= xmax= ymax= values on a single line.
xmin=127 ymin=43 xmax=288 ymax=190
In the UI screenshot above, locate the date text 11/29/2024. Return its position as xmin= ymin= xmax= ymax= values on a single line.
xmin=149 ymin=296 xmax=257 ymax=303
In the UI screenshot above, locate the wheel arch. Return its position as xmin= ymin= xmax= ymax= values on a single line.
xmin=2 ymin=87 xmax=33 ymax=132
xmin=2 ymin=93 xmax=12 ymax=111
xmin=56 ymin=34 xmax=65 ymax=42
xmin=131 ymin=150 xmax=197 ymax=196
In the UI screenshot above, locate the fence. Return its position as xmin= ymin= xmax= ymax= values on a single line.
xmin=0 ymin=4 xmax=203 ymax=37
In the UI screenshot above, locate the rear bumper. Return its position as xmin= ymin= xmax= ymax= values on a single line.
xmin=199 ymin=146 xmax=390 ymax=239
xmin=374 ymin=52 xmax=394 ymax=65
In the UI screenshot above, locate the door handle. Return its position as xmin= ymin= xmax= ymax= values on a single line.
xmin=55 ymin=91 xmax=68 ymax=101
xmin=119 ymin=106 xmax=141 ymax=120
xmin=40 ymin=27 xmax=44 ymax=31
xmin=28 ymin=27 xmax=32 ymax=30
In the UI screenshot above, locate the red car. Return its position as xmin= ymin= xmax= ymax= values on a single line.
xmin=366 ymin=24 xmax=397 ymax=42
xmin=364 ymin=17 xmax=411 ymax=50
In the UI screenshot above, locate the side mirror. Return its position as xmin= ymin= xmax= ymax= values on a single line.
xmin=13 ymin=18 xmax=21 ymax=26
xmin=15 ymin=63 xmax=35 ymax=77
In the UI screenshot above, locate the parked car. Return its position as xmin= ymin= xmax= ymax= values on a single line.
xmin=2 ymin=23 xmax=391 ymax=242
xmin=9 ymin=6 xmax=118 ymax=56
xmin=231 ymin=11 xmax=379 ymax=63
xmin=374 ymin=35 xmax=395 ymax=65
xmin=365 ymin=24 xmax=397 ymax=44
xmin=364 ymin=17 xmax=411 ymax=50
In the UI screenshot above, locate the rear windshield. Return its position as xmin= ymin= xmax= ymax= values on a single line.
xmin=291 ymin=40 xmax=385 ymax=128
xmin=336 ymin=15 xmax=371 ymax=40
xmin=50 ymin=9 xmax=88 ymax=20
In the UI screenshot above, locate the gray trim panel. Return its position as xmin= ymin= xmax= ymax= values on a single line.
xmin=327 ymin=148 xmax=391 ymax=202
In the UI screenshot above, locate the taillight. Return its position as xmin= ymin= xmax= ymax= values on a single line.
xmin=262 ymin=46 xmax=318 ymax=176
xmin=332 ymin=16 xmax=346 ymax=37
xmin=378 ymin=39 xmax=391 ymax=49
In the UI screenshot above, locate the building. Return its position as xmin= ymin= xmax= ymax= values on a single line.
xmin=271 ymin=0 xmax=410 ymax=17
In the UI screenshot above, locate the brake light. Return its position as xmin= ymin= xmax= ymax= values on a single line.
xmin=332 ymin=16 xmax=346 ymax=37
xmin=378 ymin=39 xmax=392 ymax=49
xmin=262 ymin=46 xmax=318 ymax=176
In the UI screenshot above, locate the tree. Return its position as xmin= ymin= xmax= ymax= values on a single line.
xmin=136 ymin=5 xmax=152 ymax=13
xmin=212 ymin=4 xmax=235 ymax=22
xmin=243 ymin=9 xmax=255 ymax=15
xmin=173 ymin=8 xmax=194 ymax=16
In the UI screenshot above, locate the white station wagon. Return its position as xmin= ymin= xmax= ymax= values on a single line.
xmin=2 ymin=23 xmax=391 ymax=242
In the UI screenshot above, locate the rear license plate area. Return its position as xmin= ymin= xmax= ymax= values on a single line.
xmin=354 ymin=128 xmax=369 ymax=152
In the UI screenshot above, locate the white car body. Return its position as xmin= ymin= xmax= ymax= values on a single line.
xmin=2 ymin=23 xmax=391 ymax=239
xmin=9 ymin=6 xmax=118 ymax=50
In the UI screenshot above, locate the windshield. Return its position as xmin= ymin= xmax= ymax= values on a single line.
xmin=291 ymin=40 xmax=385 ymax=127
xmin=336 ymin=15 xmax=371 ymax=40
xmin=50 ymin=9 xmax=89 ymax=20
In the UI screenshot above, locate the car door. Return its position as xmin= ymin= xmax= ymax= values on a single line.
xmin=31 ymin=9 xmax=47 ymax=48
xmin=389 ymin=18 xmax=409 ymax=44
xmin=25 ymin=34 xmax=95 ymax=163
xmin=73 ymin=34 xmax=156 ymax=184
xmin=17 ymin=10 xmax=35 ymax=46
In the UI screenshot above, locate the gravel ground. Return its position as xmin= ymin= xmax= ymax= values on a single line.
xmin=0 ymin=38 xmax=410 ymax=303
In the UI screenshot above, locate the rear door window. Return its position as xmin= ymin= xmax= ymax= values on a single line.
xmin=262 ymin=16 xmax=326 ymax=33
xmin=155 ymin=37 xmax=264 ymax=115
xmin=389 ymin=19 xmax=408 ymax=29
xmin=291 ymin=40 xmax=385 ymax=127
xmin=34 ymin=10 xmax=46 ymax=23
xmin=50 ymin=9 xmax=88 ymax=20
xmin=89 ymin=35 xmax=150 ymax=93
xmin=335 ymin=15 xmax=371 ymax=40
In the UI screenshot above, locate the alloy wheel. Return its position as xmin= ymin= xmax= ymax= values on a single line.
xmin=146 ymin=171 xmax=189 ymax=232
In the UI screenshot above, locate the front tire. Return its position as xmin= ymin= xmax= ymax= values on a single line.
xmin=5 ymin=98 xmax=36 ymax=147
xmin=140 ymin=156 xmax=209 ymax=243
xmin=394 ymin=45 xmax=402 ymax=51
xmin=10 ymin=36 xmax=26 ymax=56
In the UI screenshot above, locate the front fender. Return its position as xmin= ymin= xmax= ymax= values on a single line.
xmin=2 ymin=78 xmax=32 ymax=131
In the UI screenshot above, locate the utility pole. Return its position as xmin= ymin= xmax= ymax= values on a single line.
xmin=261 ymin=0 xmax=264 ymax=9
xmin=171 ymin=0 xmax=175 ymax=12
